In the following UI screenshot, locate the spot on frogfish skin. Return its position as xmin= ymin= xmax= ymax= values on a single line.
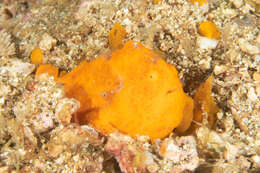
xmin=100 ymin=77 xmax=124 ymax=105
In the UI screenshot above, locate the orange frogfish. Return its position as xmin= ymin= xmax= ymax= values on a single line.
xmin=58 ymin=41 xmax=194 ymax=140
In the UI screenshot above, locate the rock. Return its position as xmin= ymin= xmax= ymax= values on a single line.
xmin=231 ymin=0 xmax=244 ymax=8
xmin=214 ymin=65 xmax=228 ymax=75
xmin=199 ymin=56 xmax=212 ymax=69
xmin=222 ymin=8 xmax=238 ymax=18
xmin=251 ymin=155 xmax=260 ymax=165
xmin=160 ymin=136 xmax=199 ymax=172
xmin=0 ymin=59 xmax=35 ymax=87
xmin=253 ymin=55 xmax=260 ymax=62
xmin=253 ymin=73 xmax=260 ymax=83
xmin=39 ymin=33 xmax=57 ymax=51
xmin=247 ymin=87 xmax=258 ymax=101
xmin=256 ymin=33 xmax=260 ymax=44
xmin=48 ymin=124 xmax=102 ymax=158
xmin=224 ymin=143 xmax=239 ymax=162
xmin=105 ymin=132 xmax=152 ymax=173
xmin=55 ymin=98 xmax=80 ymax=124
xmin=0 ymin=30 xmax=15 ymax=57
xmin=13 ymin=74 xmax=64 ymax=133
xmin=238 ymin=38 xmax=260 ymax=55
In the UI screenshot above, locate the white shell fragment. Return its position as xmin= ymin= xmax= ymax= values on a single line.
xmin=197 ymin=36 xmax=218 ymax=49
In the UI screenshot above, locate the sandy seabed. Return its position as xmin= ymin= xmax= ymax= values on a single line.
xmin=0 ymin=0 xmax=259 ymax=172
